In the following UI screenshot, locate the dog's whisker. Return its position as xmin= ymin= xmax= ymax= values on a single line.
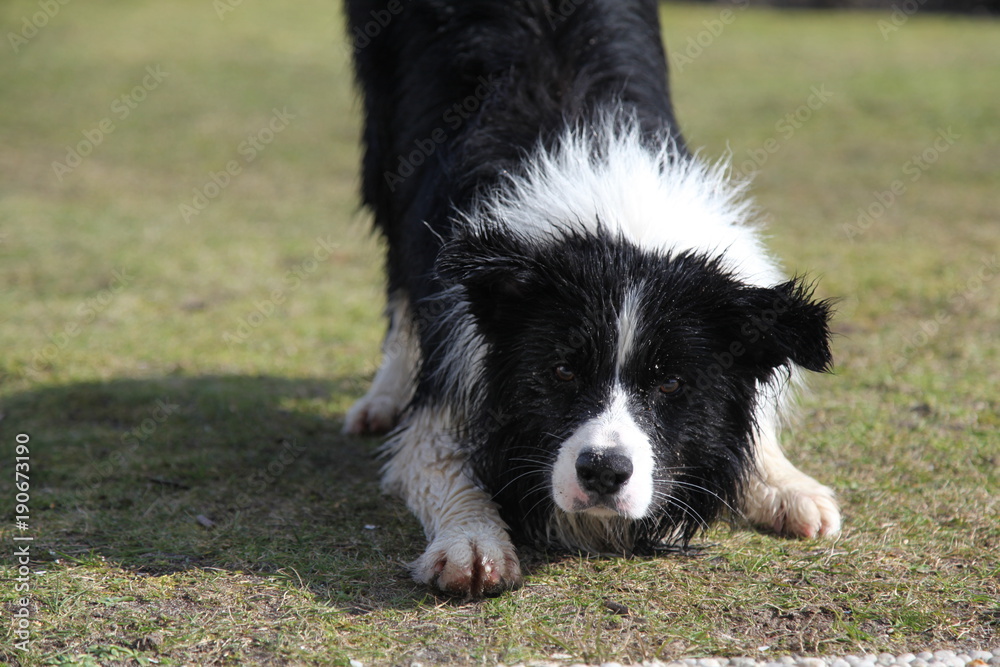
xmin=660 ymin=479 xmax=742 ymax=517
xmin=655 ymin=476 xmax=737 ymax=507
xmin=520 ymin=484 xmax=558 ymax=519
xmin=649 ymin=490 xmax=707 ymax=528
xmin=491 ymin=468 xmax=545 ymax=499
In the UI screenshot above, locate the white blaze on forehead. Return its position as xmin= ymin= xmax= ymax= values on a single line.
xmin=551 ymin=385 xmax=655 ymax=520
xmin=615 ymin=287 xmax=642 ymax=375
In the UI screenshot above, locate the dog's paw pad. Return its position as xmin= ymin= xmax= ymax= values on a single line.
xmin=342 ymin=393 xmax=401 ymax=435
xmin=770 ymin=482 xmax=841 ymax=539
xmin=412 ymin=532 xmax=522 ymax=598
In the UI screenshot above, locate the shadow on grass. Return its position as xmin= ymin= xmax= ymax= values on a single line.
xmin=0 ymin=374 xmax=441 ymax=611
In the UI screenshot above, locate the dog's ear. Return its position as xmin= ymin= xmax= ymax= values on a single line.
xmin=437 ymin=229 xmax=542 ymax=324
xmin=733 ymin=277 xmax=834 ymax=374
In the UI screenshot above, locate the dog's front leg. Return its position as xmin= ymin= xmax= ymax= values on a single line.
xmin=381 ymin=405 xmax=523 ymax=597
xmin=343 ymin=293 xmax=418 ymax=435
xmin=743 ymin=422 xmax=841 ymax=539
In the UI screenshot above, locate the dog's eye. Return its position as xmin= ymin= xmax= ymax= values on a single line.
xmin=658 ymin=378 xmax=684 ymax=395
xmin=553 ymin=364 xmax=576 ymax=382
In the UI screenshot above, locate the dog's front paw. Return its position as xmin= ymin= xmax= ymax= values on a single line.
xmin=411 ymin=530 xmax=523 ymax=598
xmin=343 ymin=392 xmax=401 ymax=435
xmin=745 ymin=477 xmax=841 ymax=539
xmin=772 ymin=481 xmax=841 ymax=538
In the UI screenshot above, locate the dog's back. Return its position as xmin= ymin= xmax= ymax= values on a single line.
xmin=347 ymin=0 xmax=684 ymax=299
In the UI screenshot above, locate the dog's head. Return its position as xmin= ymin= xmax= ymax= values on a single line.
xmin=439 ymin=226 xmax=833 ymax=550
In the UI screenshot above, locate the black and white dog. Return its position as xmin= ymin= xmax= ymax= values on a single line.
xmin=343 ymin=0 xmax=840 ymax=597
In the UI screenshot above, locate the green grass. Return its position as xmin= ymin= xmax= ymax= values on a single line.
xmin=1 ymin=1 xmax=998 ymax=665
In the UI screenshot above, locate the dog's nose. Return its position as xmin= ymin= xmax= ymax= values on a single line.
xmin=576 ymin=448 xmax=633 ymax=496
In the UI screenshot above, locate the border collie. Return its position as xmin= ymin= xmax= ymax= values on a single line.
xmin=343 ymin=0 xmax=840 ymax=597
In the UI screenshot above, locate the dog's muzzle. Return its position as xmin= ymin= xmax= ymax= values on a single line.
xmin=551 ymin=390 xmax=655 ymax=519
